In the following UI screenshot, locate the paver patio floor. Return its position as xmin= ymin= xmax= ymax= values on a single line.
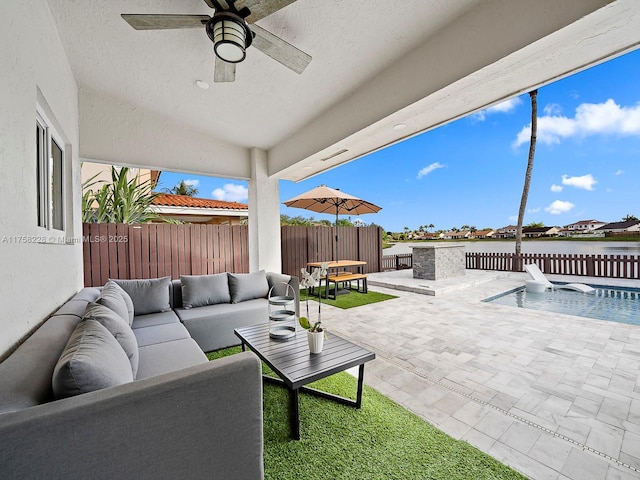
xmin=321 ymin=271 xmax=640 ymax=480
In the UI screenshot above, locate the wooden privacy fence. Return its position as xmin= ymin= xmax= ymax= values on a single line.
xmin=280 ymin=226 xmax=383 ymax=277
xmin=83 ymin=224 xmax=383 ymax=287
xmin=83 ymin=223 xmax=249 ymax=287
xmin=466 ymin=252 xmax=640 ymax=279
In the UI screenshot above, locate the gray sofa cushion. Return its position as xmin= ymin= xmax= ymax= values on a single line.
xmin=228 ymin=272 xmax=269 ymax=304
xmin=105 ymin=280 xmax=135 ymax=325
xmin=112 ymin=277 xmax=171 ymax=316
xmin=176 ymin=299 xmax=267 ymax=352
xmin=131 ymin=311 xmax=181 ymax=329
xmin=136 ymin=338 xmax=207 ymax=379
xmin=267 ymin=272 xmax=293 ymax=297
xmin=95 ymin=283 xmax=130 ymax=325
xmin=180 ymin=273 xmax=230 ymax=309
xmin=0 ymin=314 xmax=81 ymax=414
xmin=52 ymin=319 xmax=134 ymax=399
xmin=84 ymin=302 xmax=139 ymax=377
xmin=133 ymin=323 xmax=191 ymax=347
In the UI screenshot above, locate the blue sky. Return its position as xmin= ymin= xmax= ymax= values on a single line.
xmin=157 ymin=49 xmax=640 ymax=232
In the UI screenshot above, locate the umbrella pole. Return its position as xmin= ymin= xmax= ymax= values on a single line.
xmin=335 ymin=208 xmax=339 ymax=261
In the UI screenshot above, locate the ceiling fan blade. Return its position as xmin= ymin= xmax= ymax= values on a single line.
xmin=121 ymin=14 xmax=210 ymax=30
xmin=214 ymin=57 xmax=236 ymax=82
xmin=202 ymin=0 xmax=217 ymax=9
xmin=251 ymin=24 xmax=311 ymax=74
xmin=236 ymin=0 xmax=297 ymax=23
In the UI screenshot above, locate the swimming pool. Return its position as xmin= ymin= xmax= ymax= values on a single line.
xmin=484 ymin=284 xmax=640 ymax=326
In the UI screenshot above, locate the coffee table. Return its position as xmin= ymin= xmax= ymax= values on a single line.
xmin=234 ymin=323 xmax=375 ymax=440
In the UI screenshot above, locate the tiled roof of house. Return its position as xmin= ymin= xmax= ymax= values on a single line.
xmin=567 ymin=219 xmax=605 ymax=226
xmin=596 ymin=220 xmax=640 ymax=230
xmin=522 ymin=226 xmax=555 ymax=233
xmin=152 ymin=193 xmax=248 ymax=211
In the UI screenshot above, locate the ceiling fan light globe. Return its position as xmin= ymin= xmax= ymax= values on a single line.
xmin=207 ymin=13 xmax=252 ymax=64
xmin=215 ymin=40 xmax=246 ymax=63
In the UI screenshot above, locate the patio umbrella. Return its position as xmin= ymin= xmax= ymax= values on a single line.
xmin=283 ymin=185 xmax=382 ymax=261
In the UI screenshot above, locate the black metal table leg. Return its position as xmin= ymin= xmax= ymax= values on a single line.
xmin=356 ymin=364 xmax=365 ymax=408
xmin=290 ymin=388 xmax=300 ymax=440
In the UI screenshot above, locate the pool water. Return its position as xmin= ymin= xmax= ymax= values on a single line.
xmin=484 ymin=284 xmax=640 ymax=326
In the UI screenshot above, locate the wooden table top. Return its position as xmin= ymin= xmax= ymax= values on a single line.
xmin=307 ymin=260 xmax=367 ymax=268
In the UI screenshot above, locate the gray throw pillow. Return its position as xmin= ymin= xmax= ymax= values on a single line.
xmin=111 ymin=277 xmax=171 ymax=316
xmin=267 ymin=272 xmax=292 ymax=297
xmin=96 ymin=283 xmax=130 ymax=325
xmin=180 ymin=273 xmax=230 ymax=309
xmin=105 ymin=280 xmax=135 ymax=325
xmin=228 ymin=272 xmax=269 ymax=304
xmin=52 ymin=319 xmax=134 ymax=399
xmin=84 ymin=302 xmax=139 ymax=377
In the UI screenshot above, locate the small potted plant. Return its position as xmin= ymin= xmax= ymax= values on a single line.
xmin=299 ymin=316 xmax=326 ymax=354
xmin=299 ymin=263 xmax=328 ymax=353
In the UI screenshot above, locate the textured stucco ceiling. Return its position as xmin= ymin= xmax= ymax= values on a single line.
xmin=47 ymin=0 xmax=477 ymax=149
xmin=47 ymin=0 xmax=640 ymax=181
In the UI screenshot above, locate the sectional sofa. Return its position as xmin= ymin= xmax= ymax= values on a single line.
xmin=0 ymin=271 xmax=299 ymax=479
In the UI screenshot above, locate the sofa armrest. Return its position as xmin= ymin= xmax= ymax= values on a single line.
xmin=0 ymin=352 xmax=264 ymax=480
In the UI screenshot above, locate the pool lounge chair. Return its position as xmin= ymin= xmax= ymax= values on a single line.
xmin=524 ymin=263 xmax=596 ymax=294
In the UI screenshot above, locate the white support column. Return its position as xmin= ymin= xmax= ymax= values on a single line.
xmin=248 ymin=147 xmax=282 ymax=273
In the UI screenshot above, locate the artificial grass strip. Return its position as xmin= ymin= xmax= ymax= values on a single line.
xmin=208 ymin=348 xmax=525 ymax=480
xmin=300 ymin=288 xmax=398 ymax=309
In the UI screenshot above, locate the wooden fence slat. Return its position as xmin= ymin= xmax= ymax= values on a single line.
xmin=83 ymin=224 xmax=384 ymax=286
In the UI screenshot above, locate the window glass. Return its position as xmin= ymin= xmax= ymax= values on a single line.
xmin=36 ymin=113 xmax=65 ymax=232
xmin=51 ymin=138 xmax=64 ymax=230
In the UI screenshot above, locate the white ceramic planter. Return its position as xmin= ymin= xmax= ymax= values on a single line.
xmin=307 ymin=330 xmax=325 ymax=354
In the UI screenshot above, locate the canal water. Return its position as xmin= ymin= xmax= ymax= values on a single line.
xmin=383 ymin=241 xmax=640 ymax=256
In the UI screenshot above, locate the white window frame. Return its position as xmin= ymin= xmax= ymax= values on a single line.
xmin=36 ymin=109 xmax=66 ymax=233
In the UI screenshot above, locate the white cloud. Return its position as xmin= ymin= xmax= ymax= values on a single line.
xmin=417 ymin=162 xmax=445 ymax=179
xmin=212 ymin=183 xmax=248 ymax=202
xmin=513 ymin=99 xmax=640 ymax=147
xmin=543 ymin=103 xmax=562 ymax=116
xmin=561 ymin=174 xmax=597 ymax=191
xmin=508 ymin=215 xmax=518 ymax=222
xmin=184 ymin=179 xmax=200 ymax=187
xmin=615 ymin=169 xmax=624 ymax=176
xmin=550 ymin=184 xmax=563 ymax=192
xmin=473 ymin=97 xmax=522 ymax=121
xmin=544 ymin=200 xmax=575 ymax=215
xmin=528 ymin=207 xmax=541 ymax=213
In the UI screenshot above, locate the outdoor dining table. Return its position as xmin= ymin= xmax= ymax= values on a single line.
xmin=306 ymin=260 xmax=367 ymax=299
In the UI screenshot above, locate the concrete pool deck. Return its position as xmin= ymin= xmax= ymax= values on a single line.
xmin=322 ymin=270 xmax=640 ymax=480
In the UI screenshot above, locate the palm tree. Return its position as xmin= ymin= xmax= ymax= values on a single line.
xmin=622 ymin=214 xmax=638 ymax=221
xmin=165 ymin=180 xmax=198 ymax=196
xmin=515 ymin=90 xmax=538 ymax=258
xmin=83 ymin=167 xmax=160 ymax=224
xmin=428 ymin=223 xmax=435 ymax=232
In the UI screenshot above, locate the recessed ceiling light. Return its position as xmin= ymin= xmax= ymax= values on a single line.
xmin=195 ymin=80 xmax=210 ymax=90
xmin=393 ymin=123 xmax=407 ymax=130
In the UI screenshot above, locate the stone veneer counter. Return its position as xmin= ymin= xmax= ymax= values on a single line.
xmin=412 ymin=243 xmax=465 ymax=280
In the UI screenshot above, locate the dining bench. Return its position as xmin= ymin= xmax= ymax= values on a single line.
xmin=325 ymin=273 xmax=368 ymax=300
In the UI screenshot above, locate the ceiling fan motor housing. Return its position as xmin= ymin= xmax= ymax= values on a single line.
xmin=206 ymin=11 xmax=253 ymax=63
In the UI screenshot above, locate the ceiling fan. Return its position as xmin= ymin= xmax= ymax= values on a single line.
xmin=121 ymin=0 xmax=311 ymax=83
